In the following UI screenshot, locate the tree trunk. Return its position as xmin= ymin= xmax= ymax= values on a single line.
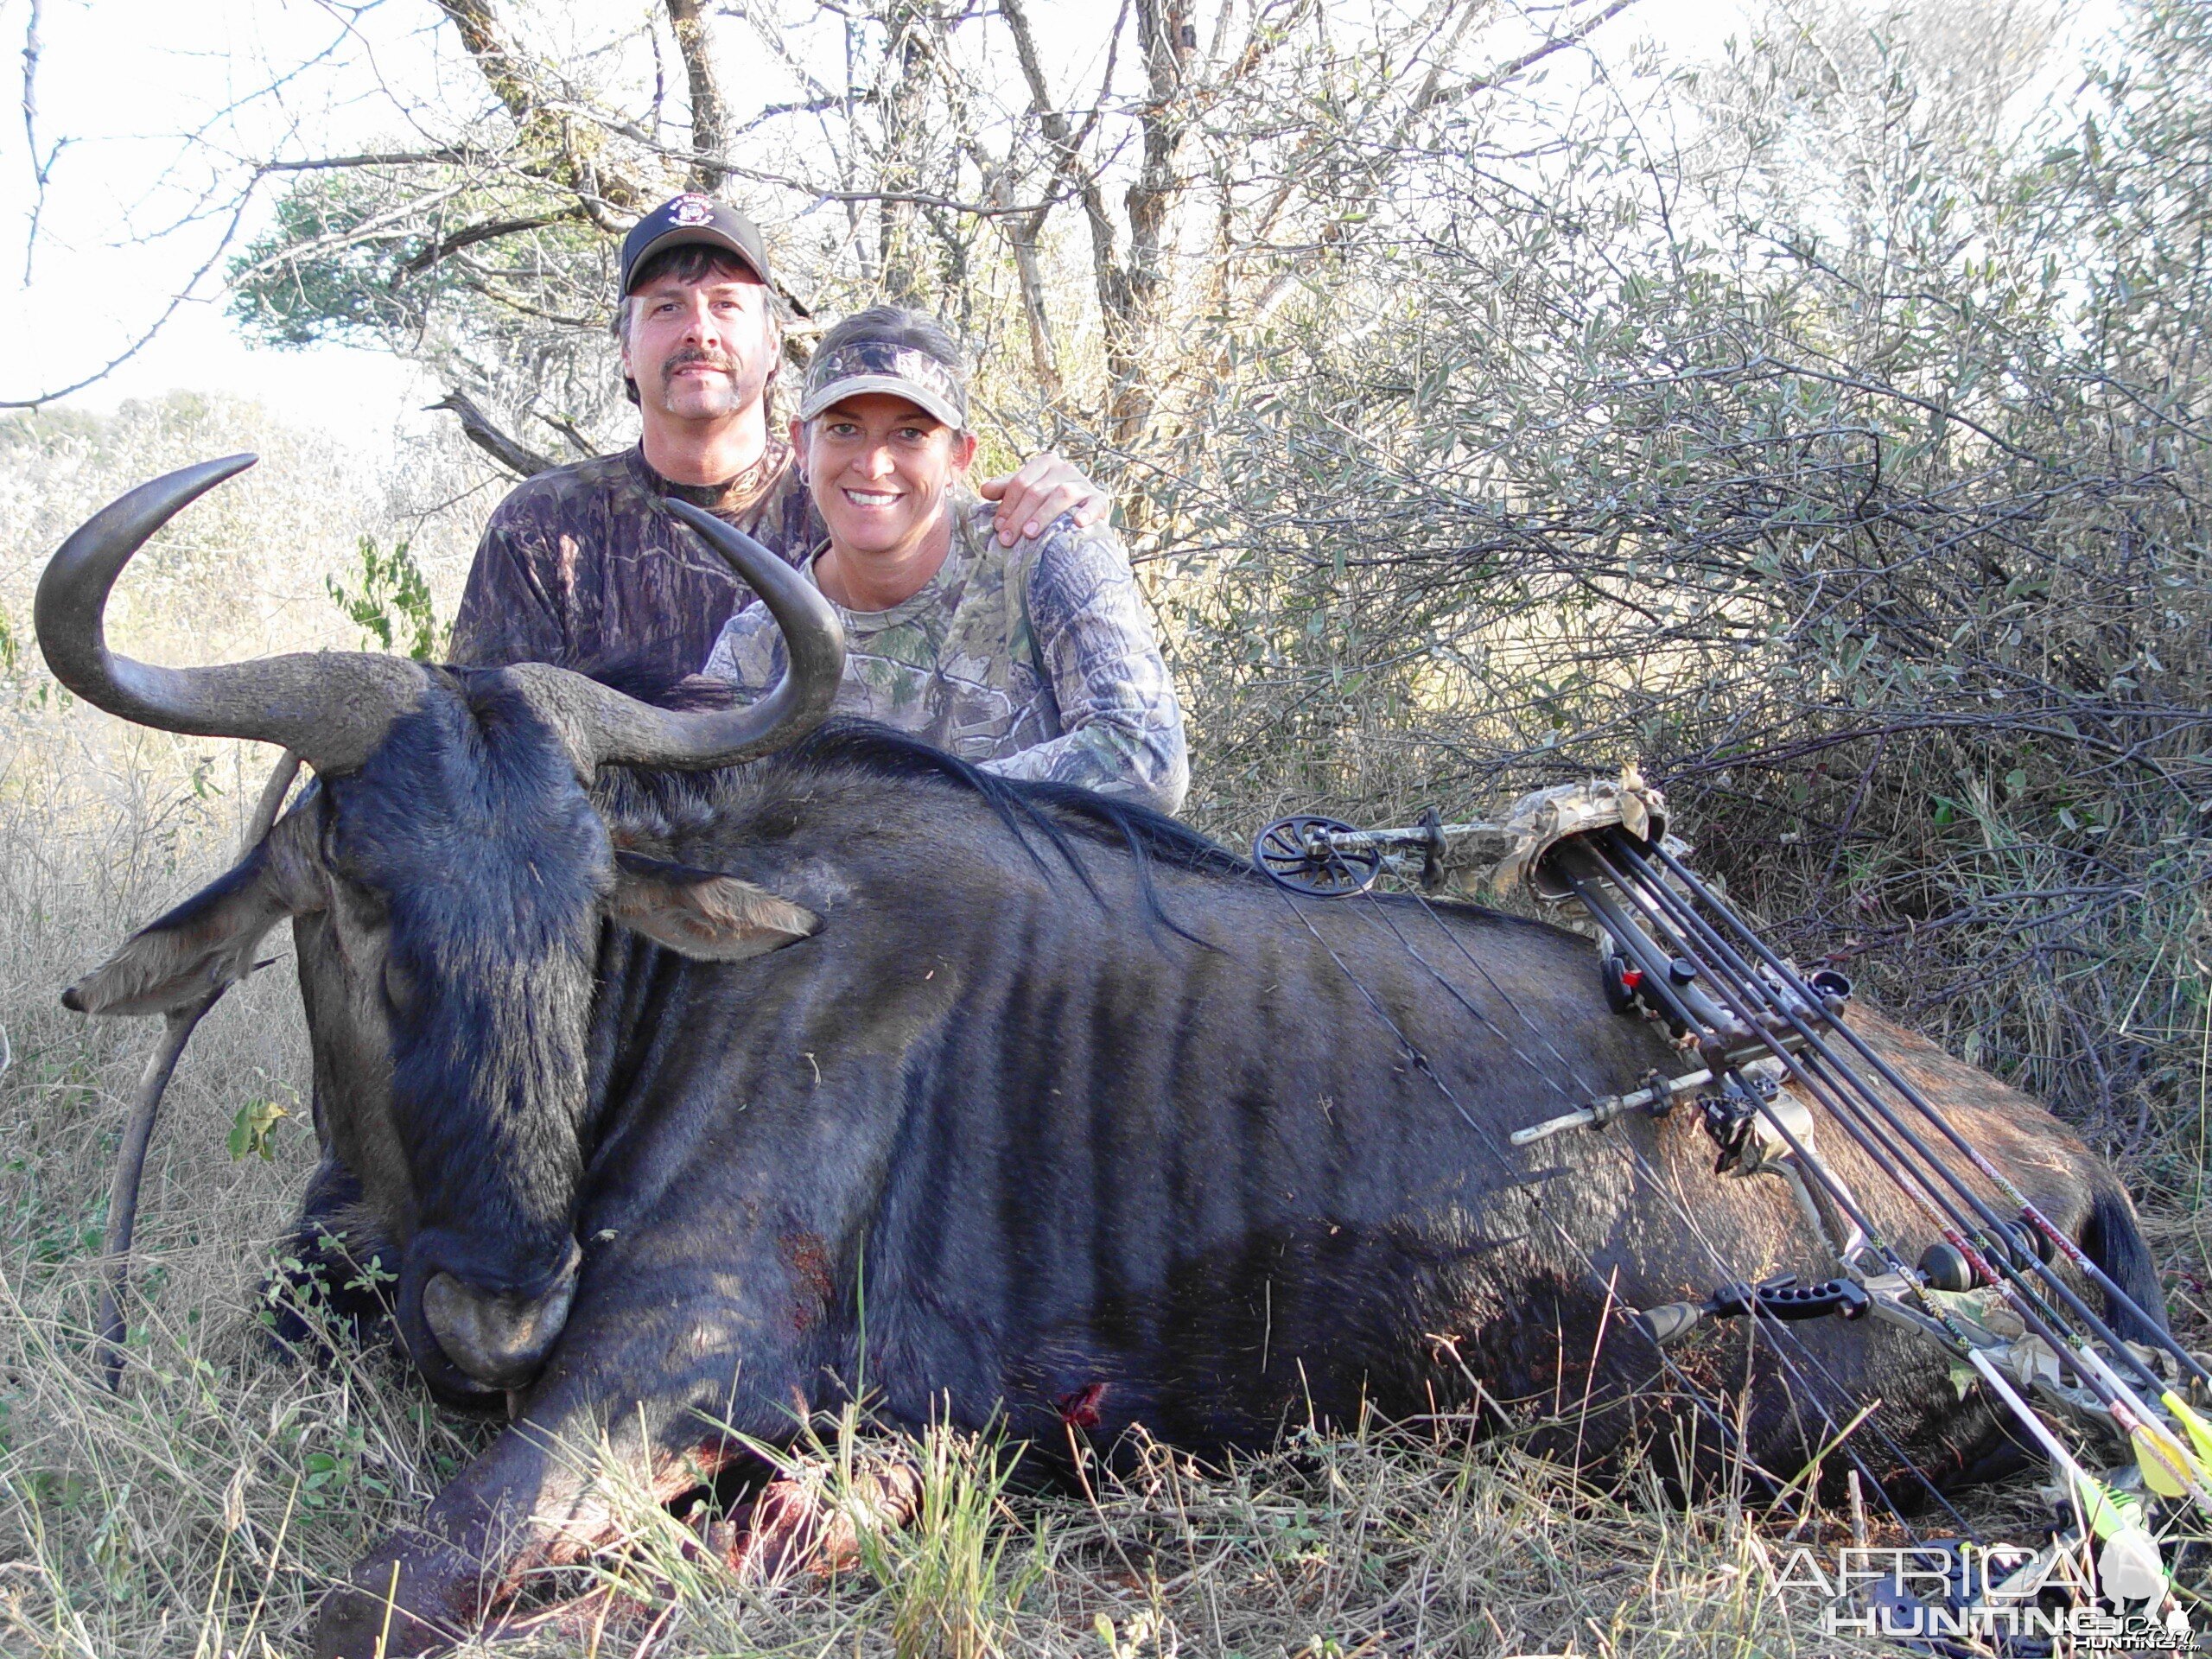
xmin=665 ymin=0 xmax=731 ymax=194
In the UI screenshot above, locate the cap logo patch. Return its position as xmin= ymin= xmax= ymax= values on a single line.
xmin=670 ymin=194 xmax=715 ymax=226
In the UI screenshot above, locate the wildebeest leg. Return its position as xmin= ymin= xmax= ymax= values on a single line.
xmin=262 ymin=1146 xmax=399 ymax=1357
xmin=314 ymin=1412 xmax=924 ymax=1656
xmin=479 ymin=1454 xmax=924 ymax=1648
xmin=310 ymin=1408 xmax=730 ymax=1657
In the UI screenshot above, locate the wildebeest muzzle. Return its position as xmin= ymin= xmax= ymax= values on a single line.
xmin=397 ymin=1229 xmax=584 ymax=1398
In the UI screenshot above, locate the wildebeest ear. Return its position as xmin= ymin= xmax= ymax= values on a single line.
xmin=608 ymin=851 xmax=820 ymax=960
xmin=64 ymin=811 xmax=321 ymax=1017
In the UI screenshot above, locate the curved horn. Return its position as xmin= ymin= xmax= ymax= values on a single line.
xmin=514 ymin=499 xmax=847 ymax=771
xmin=36 ymin=456 xmax=427 ymax=773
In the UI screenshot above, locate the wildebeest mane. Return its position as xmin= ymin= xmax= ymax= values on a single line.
xmin=566 ymin=652 xmax=1255 ymax=932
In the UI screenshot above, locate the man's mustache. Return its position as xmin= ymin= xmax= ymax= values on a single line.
xmin=663 ymin=348 xmax=741 ymax=383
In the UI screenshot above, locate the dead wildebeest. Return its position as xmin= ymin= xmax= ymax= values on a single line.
xmin=44 ymin=460 xmax=2164 ymax=1656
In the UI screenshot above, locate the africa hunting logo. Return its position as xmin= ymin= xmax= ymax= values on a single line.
xmin=670 ymin=194 xmax=715 ymax=226
xmin=1772 ymin=1539 xmax=2195 ymax=1650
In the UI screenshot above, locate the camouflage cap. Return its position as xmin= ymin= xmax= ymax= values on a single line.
xmin=798 ymin=334 xmax=967 ymax=429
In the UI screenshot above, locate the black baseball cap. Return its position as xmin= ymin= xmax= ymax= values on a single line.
xmin=619 ymin=194 xmax=772 ymax=296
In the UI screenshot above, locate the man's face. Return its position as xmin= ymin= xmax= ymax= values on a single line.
xmin=621 ymin=268 xmax=776 ymax=426
xmin=796 ymin=392 xmax=976 ymax=558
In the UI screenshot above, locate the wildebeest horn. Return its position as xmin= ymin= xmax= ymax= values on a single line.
xmin=36 ymin=455 xmax=428 ymax=773
xmin=42 ymin=459 xmax=841 ymax=776
xmin=505 ymin=499 xmax=847 ymax=770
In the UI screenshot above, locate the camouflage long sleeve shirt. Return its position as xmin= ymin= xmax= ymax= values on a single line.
xmin=450 ymin=442 xmax=820 ymax=680
xmin=702 ymin=498 xmax=1189 ymax=814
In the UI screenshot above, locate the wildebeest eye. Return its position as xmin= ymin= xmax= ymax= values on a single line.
xmin=381 ymin=957 xmax=415 ymax=1013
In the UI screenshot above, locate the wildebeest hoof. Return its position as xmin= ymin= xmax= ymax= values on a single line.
xmin=310 ymin=1535 xmax=482 ymax=1659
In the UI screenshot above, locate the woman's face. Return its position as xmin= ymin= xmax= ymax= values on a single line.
xmin=797 ymin=392 xmax=976 ymax=559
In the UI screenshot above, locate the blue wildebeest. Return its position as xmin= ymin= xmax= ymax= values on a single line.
xmin=44 ymin=461 xmax=2164 ymax=1656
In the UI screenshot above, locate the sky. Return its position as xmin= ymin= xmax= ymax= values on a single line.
xmin=3 ymin=0 xmax=449 ymax=451
xmin=1 ymin=0 xmax=2005 ymax=459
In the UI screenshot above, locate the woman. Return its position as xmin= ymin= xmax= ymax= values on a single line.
xmin=702 ymin=305 xmax=1188 ymax=813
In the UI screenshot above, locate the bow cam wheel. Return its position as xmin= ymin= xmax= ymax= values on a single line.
xmin=1252 ymin=816 xmax=1380 ymax=897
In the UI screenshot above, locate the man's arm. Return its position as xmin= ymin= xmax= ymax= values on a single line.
xmin=448 ymin=508 xmax=569 ymax=668
xmin=981 ymin=519 xmax=1190 ymax=814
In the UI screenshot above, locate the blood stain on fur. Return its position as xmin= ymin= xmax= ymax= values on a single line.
xmin=778 ymin=1230 xmax=834 ymax=1332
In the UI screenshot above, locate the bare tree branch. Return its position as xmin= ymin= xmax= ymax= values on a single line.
xmin=227 ymin=178 xmax=481 ymax=283
xmin=398 ymin=207 xmax=589 ymax=277
xmin=259 ymin=149 xmax=489 ymax=172
xmin=1238 ymin=0 xmax=1642 ymax=328
xmin=875 ymin=1 xmax=938 ymax=301
xmin=2 ymin=187 xmax=258 ymax=409
xmin=429 ymin=389 xmax=559 ymax=479
xmin=1424 ymin=0 xmax=1643 ymax=109
xmin=535 ymin=409 xmax=602 ymax=457
xmin=430 ymin=0 xmax=541 ymax=133
xmin=999 ymin=0 xmax=1138 ymax=423
xmin=990 ymin=163 xmax=1065 ymax=403
xmin=20 ymin=0 xmax=60 ymax=285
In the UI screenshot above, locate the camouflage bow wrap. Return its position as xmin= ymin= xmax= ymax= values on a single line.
xmin=1439 ymin=765 xmax=1671 ymax=903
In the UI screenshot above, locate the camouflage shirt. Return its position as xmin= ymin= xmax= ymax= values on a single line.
xmin=450 ymin=442 xmax=819 ymax=680
xmin=702 ymin=498 xmax=1189 ymax=813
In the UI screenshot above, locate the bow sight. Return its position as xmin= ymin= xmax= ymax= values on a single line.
xmin=1253 ymin=772 xmax=2212 ymax=1628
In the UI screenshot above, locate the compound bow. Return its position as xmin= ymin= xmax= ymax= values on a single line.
xmin=1254 ymin=772 xmax=2209 ymax=1639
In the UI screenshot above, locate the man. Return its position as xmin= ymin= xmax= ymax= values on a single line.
xmin=704 ymin=306 xmax=1186 ymax=810
xmin=451 ymin=194 xmax=1109 ymax=677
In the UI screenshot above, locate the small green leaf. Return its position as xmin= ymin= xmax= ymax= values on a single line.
xmin=228 ymin=1098 xmax=290 ymax=1162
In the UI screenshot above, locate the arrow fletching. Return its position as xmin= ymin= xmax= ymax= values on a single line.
xmin=2132 ymin=1421 xmax=2198 ymax=1500
xmin=2079 ymin=1473 xmax=2145 ymax=1542
xmin=2163 ymin=1389 xmax=2212 ymax=1471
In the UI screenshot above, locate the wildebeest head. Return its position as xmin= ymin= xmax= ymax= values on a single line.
xmin=41 ymin=456 xmax=844 ymax=1397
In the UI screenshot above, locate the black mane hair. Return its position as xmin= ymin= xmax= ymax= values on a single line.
xmin=560 ymin=652 xmax=1259 ymax=937
xmin=565 ymin=649 xmax=741 ymax=714
xmin=790 ymin=721 xmax=1252 ymax=886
